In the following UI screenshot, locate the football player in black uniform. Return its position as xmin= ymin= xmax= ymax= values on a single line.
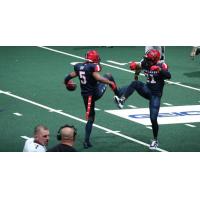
xmin=64 ymin=50 xmax=118 ymax=148
xmin=114 ymin=49 xmax=171 ymax=150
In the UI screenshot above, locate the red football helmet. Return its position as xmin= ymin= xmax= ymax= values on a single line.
xmin=144 ymin=49 xmax=161 ymax=65
xmin=85 ymin=50 xmax=100 ymax=63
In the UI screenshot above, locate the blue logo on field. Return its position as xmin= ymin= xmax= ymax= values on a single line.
xmin=129 ymin=111 xmax=200 ymax=119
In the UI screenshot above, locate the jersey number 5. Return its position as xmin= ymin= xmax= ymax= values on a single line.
xmin=79 ymin=71 xmax=87 ymax=84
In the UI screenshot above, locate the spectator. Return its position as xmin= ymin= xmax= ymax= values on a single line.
xmin=190 ymin=46 xmax=200 ymax=59
xmin=23 ymin=125 xmax=49 ymax=152
xmin=47 ymin=124 xmax=77 ymax=152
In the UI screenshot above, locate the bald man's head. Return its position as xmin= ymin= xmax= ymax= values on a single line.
xmin=61 ymin=127 xmax=76 ymax=141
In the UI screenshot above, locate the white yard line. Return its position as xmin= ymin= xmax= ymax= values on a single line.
xmin=163 ymin=103 xmax=173 ymax=106
xmin=146 ymin=126 xmax=152 ymax=130
xmin=20 ymin=136 xmax=30 ymax=140
xmin=185 ymin=124 xmax=196 ymax=128
xmin=128 ymin=105 xmax=137 ymax=108
xmin=38 ymin=46 xmax=200 ymax=92
xmin=107 ymin=60 xmax=128 ymax=66
xmin=13 ymin=113 xmax=23 ymax=116
xmin=0 ymin=89 xmax=167 ymax=152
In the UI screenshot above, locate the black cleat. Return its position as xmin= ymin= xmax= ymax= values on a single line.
xmin=83 ymin=141 xmax=93 ymax=149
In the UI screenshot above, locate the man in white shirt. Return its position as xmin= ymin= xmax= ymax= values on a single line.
xmin=23 ymin=125 xmax=50 ymax=152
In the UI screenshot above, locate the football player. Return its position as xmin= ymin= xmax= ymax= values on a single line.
xmin=114 ymin=49 xmax=171 ymax=150
xmin=64 ymin=50 xmax=118 ymax=148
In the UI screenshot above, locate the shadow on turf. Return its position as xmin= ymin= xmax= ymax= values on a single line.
xmin=183 ymin=71 xmax=200 ymax=78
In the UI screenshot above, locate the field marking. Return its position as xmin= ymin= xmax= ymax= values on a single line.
xmin=21 ymin=136 xmax=30 ymax=140
xmin=106 ymin=60 xmax=128 ymax=66
xmin=146 ymin=126 xmax=152 ymax=130
xmin=13 ymin=112 xmax=23 ymax=116
xmin=0 ymin=89 xmax=167 ymax=152
xmin=38 ymin=46 xmax=200 ymax=92
xmin=128 ymin=105 xmax=137 ymax=108
xmin=163 ymin=103 xmax=173 ymax=106
xmin=185 ymin=124 xmax=196 ymax=128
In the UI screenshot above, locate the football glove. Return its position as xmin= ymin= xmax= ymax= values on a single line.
xmin=150 ymin=65 xmax=160 ymax=72
xmin=109 ymin=81 xmax=117 ymax=91
xmin=130 ymin=61 xmax=137 ymax=70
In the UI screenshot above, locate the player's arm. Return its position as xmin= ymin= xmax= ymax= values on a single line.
xmin=92 ymin=72 xmax=117 ymax=90
xmin=150 ymin=63 xmax=171 ymax=79
xmin=129 ymin=61 xmax=142 ymax=80
xmin=64 ymin=71 xmax=77 ymax=85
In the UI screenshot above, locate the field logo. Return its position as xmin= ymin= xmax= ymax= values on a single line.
xmin=105 ymin=105 xmax=200 ymax=125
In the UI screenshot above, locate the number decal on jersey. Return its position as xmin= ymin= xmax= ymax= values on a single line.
xmin=146 ymin=73 xmax=156 ymax=84
xmin=144 ymin=72 xmax=156 ymax=84
xmin=79 ymin=71 xmax=87 ymax=84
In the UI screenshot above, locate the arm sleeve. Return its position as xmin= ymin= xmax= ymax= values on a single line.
xmin=160 ymin=63 xmax=171 ymax=79
xmin=64 ymin=74 xmax=73 ymax=85
xmin=93 ymin=64 xmax=102 ymax=72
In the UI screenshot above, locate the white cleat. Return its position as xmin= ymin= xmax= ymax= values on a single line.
xmin=149 ymin=140 xmax=159 ymax=150
xmin=114 ymin=96 xmax=124 ymax=109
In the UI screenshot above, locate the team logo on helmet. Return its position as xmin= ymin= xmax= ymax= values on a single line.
xmin=85 ymin=50 xmax=101 ymax=63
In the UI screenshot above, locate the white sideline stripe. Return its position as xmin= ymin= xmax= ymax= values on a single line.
xmin=185 ymin=124 xmax=196 ymax=128
xmin=13 ymin=112 xmax=23 ymax=116
xmin=21 ymin=136 xmax=30 ymax=140
xmin=163 ymin=103 xmax=173 ymax=106
xmin=0 ymin=89 xmax=167 ymax=152
xmin=107 ymin=60 xmax=128 ymax=66
xmin=95 ymin=108 xmax=100 ymax=111
xmin=128 ymin=105 xmax=137 ymax=108
xmin=38 ymin=46 xmax=200 ymax=92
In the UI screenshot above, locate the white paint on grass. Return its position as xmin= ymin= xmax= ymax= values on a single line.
xmin=185 ymin=124 xmax=196 ymax=128
xmin=163 ymin=103 xmax=173 ymax=106
xmin=13 ymin=113 xmax=23 ymax=116
xmin=21 ymin=136 xmax=30 ymax=140
xmin=146 ymin=126 xmax=152 ymax=129
xmin=105 ymin=105 xmax=200 ymax=125
xmin=128 ymin=105 xmax=137 ymax=109
xmin=107 ymin=60 xmax=128 ymax=66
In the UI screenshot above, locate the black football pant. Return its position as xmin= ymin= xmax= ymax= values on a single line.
xmin=83 ymin=73 xmax=116 ymax=143
xmin=122 ymin=81 xmax=161 ymax=140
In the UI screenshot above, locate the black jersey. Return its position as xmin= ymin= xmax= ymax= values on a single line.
xmin=47 ymin=144 xmax=77 ymax=152
xmin=74 ymin=62 xmax=101 ymax=96
xmin=141 ymin=60 xmax=171 ymax=96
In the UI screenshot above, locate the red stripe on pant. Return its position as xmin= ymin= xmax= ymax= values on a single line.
xmin=86 ymin=96 xmax=92 ymax=120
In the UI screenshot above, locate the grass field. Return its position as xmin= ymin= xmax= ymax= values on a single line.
xmin=0 ymin=46 xmax=200 ymax=152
